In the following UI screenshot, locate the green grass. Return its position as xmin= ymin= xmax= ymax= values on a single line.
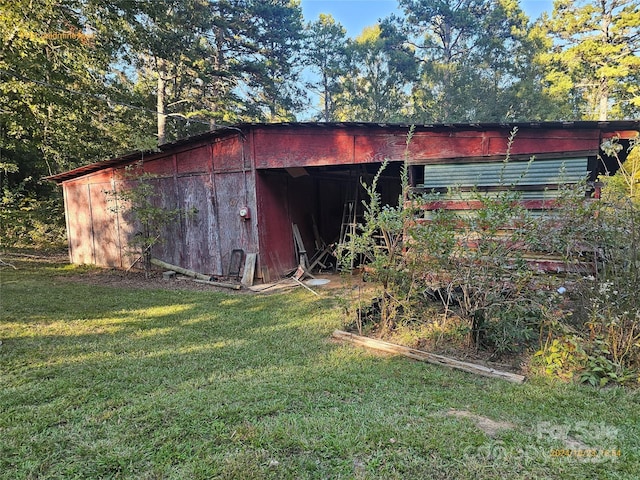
xmin=1 ymin=258 xmax=639 ymax=479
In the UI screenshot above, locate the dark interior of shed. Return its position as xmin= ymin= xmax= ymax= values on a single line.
xmin=256 ymin=162 xmax=403 ymax=277
xmin=598 ymin=138 xmax=635 ymax=176
xmin=255 ymin=139 xmax=638 ymax=280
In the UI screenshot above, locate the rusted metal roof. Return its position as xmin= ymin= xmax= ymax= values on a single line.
xmin=46 ymin=120 xmax=640 ymax=183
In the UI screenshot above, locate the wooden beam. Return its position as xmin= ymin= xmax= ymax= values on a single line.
xmin=151 ymin=257 xmax=211 ymax=281
xmin=248 ymin=279 xmax=297 ymax=293
xmin=419 ymin=199 xmax=559 ymax=210
xmin=332 ymin=330 xmax=525 ymax=384
xmin=292 ymin=275 xmax=319 ymax=296
xmin=151 ymin=258 xmax=242 ymax=289
xmin=193 ymin=278 xmax=242 ymax=290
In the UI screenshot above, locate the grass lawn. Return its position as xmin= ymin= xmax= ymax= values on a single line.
xmin=1 ymin=257 xmax=639 ymax=479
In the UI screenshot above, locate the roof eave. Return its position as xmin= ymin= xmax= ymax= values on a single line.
xmin=45 ymin=120 xmax=640 ymax=184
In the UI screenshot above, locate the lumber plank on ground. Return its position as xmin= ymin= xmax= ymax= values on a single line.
xmin=332 ymin=330 xmax=525 ymax=384
xmin=193 ymin=278 xmax=242 ymax=290
xmin=248 ymin=279 xmax=297 ymax=293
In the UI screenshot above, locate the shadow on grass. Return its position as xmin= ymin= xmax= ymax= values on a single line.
xmin=1 ymin=261 xmax=639 ymax=479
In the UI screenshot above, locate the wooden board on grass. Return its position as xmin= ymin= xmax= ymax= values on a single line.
xmin=332 ymin=330 xmax=525 ymax=384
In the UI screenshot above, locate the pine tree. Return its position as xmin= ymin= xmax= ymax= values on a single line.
xmin=542 ymin=0 xmax=640 ymax=120
xmin=304 ymin=14 xmax=349 ymax=122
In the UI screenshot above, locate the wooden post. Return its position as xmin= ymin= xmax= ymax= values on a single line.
xmin=151 ymin=258 xmax=210 ymax=280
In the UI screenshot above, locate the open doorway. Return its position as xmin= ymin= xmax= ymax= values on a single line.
xmin=255 ymin=162 xmax=403 ymax=281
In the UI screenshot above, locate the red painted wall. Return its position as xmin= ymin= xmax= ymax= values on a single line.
xmin=255 ymin=171 xmax=292 ymax=282
xmin=251 ymin=126 xmax=606 ymax=169
xmin=61 ymin=134 xmax=258 ymax=276
xmin=56 ymin=123 xmax=636 ymax=281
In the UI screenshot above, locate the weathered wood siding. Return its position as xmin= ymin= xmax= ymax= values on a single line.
xmin=54 ymin=122 xmax=638 ymax=282
xmin=61 ymin=134 xmax=258 ymax=276
xmin=255 ymin=172 xmax=291 ymax=281
xmin=63 ymin=171 xmax=122 ymax=267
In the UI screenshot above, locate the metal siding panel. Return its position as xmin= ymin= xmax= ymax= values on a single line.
xmin=422 ymin=158 xmax=588 ymax=188
xmin=449 ymin=190 xmax=564 ymax=200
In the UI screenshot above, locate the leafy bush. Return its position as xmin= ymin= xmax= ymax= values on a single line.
xmin=534 ymin=336 xmax=587 ymax=381
xmin=0 ymin=195 xmax=66 ymax=250
xmin=338 ymin=129 xmax=560 ymax=355
xmin=105 ymin=161 xmax=187 ymax=277
xmin=538 ymin=137 xmax=640 ymax=386
xmin=339 ymin=131 xmax=640 ymax=385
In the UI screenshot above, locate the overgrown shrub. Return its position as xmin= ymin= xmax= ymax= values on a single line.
xmin=0 ymin=194 xmax=66 ymax=250
xmin=105 ymin=161 xmax=187 ymax=278
xmin=339 ymin=129 xmax=562 ymax=356
xmin=535 ymin=137 xmax=640 ymax=386
xmin=339 ymin=131 xmax=640 ymax=386
xmin=406 ymin=185 xmax=554 ymax=355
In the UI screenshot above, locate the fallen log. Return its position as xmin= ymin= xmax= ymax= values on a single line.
xmin=151 ymin=258 xmax=240 ymax=290
xmin=332 ymin=330 xmax=525 ymax=384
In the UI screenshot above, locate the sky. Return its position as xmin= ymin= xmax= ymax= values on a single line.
xmin=300 ymin=0 xmax=555 ymax=36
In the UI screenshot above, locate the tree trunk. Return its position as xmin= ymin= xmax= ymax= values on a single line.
xmin=157 ymin=58 xmax=167 ymax=145
xmin=598 ymin=77 xmax=609 ymax=121
xmin=323 ymin=72 xmax=330 ymax=122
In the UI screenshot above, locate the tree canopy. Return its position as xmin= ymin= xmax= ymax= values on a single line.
xmin=541 ymin=0 xmax=640 ymax=120
xmin=1 ymin=0 xmax=638 ymax=199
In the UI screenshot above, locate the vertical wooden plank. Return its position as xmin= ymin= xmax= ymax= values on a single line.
xmin=214 ymin=171 xmax=255 ymax=275
xmin=63 ymin=182 xmax=94 ymax=265
xmin=87 ymin=184 xmax=95 ymax=264
xmin=62 ymin=183 xmax=72 ymax=263
xmin=256 ymin=171 xmax=294 ymax=280
xmin=89 ymin=182 xmax=121 ymax=267
xmin=241 ymin=253 xmax=257 ymax=286
xmin=173 ymin=175 xmax=221 ymax=275
xmin=113 ymin=179 xmax=136 ymax=269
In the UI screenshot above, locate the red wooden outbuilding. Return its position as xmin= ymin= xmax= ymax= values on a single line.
xmin=48 ymin=121 xmax=639 ymax=283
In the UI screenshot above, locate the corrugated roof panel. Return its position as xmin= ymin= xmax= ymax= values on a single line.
xmin=426 ymin=189 xmax=566 ymax=201
xmin=421 ymin=158 xmax=589 ymax=188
